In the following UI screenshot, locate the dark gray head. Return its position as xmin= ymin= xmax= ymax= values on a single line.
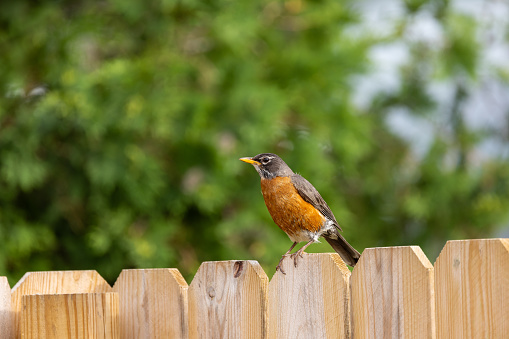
xmin=239 ymin=153 xmax=294 ymax=179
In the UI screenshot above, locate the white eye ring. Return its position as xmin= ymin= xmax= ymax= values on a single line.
xmin=262 ymin=157 xmax=270 ymax=164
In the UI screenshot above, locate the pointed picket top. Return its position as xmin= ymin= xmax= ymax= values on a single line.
xmin=21 ymin=293 xmax=119 ymax=339
xmin=12 ymin=270 xmax=112 ymax=338
xmin=113 ymin=269 xmax=188 ymax=339
xmin=1 ymin=277 xmax=13 ymax=339
xmin=189 ymin=260 xmax=269 ymax=339
xmin=268 ymin=253 xmax=351 ymax=339
xmin=351 ymin=246 xmax=435 ymax=339
xmin=435 ymin=238 xmax=509 ymax=338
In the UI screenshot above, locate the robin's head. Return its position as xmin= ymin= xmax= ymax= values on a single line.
xmin=240 ymin=153 xmax=293 ymax=179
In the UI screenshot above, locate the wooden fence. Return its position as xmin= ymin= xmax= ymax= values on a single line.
xmin=1 ymin=238 xmax=508 ymax=338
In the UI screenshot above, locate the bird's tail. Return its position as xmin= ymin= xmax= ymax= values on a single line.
xmin=323 ymin=231 xmax=360 ymax=267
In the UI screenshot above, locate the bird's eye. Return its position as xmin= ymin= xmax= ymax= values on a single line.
xmin=261 ymin=157 xmax=270 ymax=164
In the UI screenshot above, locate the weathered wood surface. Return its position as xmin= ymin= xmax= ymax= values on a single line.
xmin=113 ymin=268 xmax=188 ymax=339
xmin=268 ymin=253 xmax=351 ymax=339
xmin=1 ymin=276 xmax=13 ymax=339
xmin=189 ymin=260 xmax=268 ymax=339
xmin=21 ymin=293 xmax=118 ymax=339
xmin=11 ymin=270 xmax=112 ymax=338
xmin=435 ymin=239 xmax=509 ymax=338
xmin=1 ymin=238 xmax=508 ymax=338
xmin=351 ymin=246 xmax=435 ymax=339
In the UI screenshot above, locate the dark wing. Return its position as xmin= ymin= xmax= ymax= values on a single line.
xmin=290 ymin=173 xmax=342 ymax=231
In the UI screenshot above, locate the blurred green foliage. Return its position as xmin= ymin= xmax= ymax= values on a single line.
xmin=1 ymin=0 xmax=509 ymax=285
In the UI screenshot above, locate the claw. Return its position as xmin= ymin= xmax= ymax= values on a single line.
xmin=290 ymin=250 xmax=304 ymax=268
xmin=276 ymin=264 xmax=286 ymax=275
xmin=276 ymin=254 xmax=288 ymax=275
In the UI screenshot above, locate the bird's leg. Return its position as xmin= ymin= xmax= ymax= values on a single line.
xmin=276 ymin=242 xmax=298 ymax=274
xmin=290 ymin=239 xmax=314 ymax=268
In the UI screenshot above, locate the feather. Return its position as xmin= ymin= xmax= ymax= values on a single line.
xmin=290 ymin=174 xmax=342 ymax=231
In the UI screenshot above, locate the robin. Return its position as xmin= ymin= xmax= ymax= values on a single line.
xmin=240 ymin=153 xmax=360 ymax=273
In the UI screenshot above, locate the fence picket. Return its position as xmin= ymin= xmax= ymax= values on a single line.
xmin=188 ymin=260 xmax=268 ymax=339
xmin=351 ymin=246 xmax=435 ymax=339
xmin=11 ymin=270 xmax=112 ymax=338
xmin=1 ymin=276 xmax=13 ymax=339
xmin=435 ymin=239 xmax=509 ymax=338
xmin=21 ymin=293 xmax=118 ymax=339
xmin=113 ymin=268 xmax=188 ymax=339
xmin=268 ymin=253 xmax=351 ymax=338
xmin=2 ymin=238 xmax=508 ymax=337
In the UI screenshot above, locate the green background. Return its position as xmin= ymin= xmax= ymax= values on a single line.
xmin=1 ymin=0 xmax=509 ymax=285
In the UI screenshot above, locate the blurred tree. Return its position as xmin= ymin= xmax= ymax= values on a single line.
xmin=0 ymin=0 xmax=508 ymax=284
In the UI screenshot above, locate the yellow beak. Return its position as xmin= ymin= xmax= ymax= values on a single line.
xmin=239 ymin=157 xmax=261 ymax=165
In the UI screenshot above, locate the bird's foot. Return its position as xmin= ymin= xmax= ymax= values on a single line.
xmin=276 ymin=255 xmax=288 ymax=275
xmin=290 ymin=250 xmax=305 ymax=268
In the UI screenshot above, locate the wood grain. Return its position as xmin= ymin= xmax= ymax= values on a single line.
xmin=11 ymin=270 xmax=112 ymax=338
xmin=435 ymin=238 xmax=509 ymax=338
xmin=21 ymin=293 xmax=118 ymax=339
xmin=188 ymin=260 xmax=268 ymax=339
xmin=1 ymin=276 xmax=13 ymax=339
xmin=113 ymin=268 xmax=188 ymax=339
xmin=268 ymin=253 xmax=351 ymax=339
xmin=351 ymin=246 xmax=435 ymax=339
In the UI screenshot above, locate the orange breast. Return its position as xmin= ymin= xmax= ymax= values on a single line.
xmin=260 ymin=176 xmax=325 ymax=240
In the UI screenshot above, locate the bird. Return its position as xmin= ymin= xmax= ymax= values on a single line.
xmin=240 ymin=153 xmax=360 ymax=273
